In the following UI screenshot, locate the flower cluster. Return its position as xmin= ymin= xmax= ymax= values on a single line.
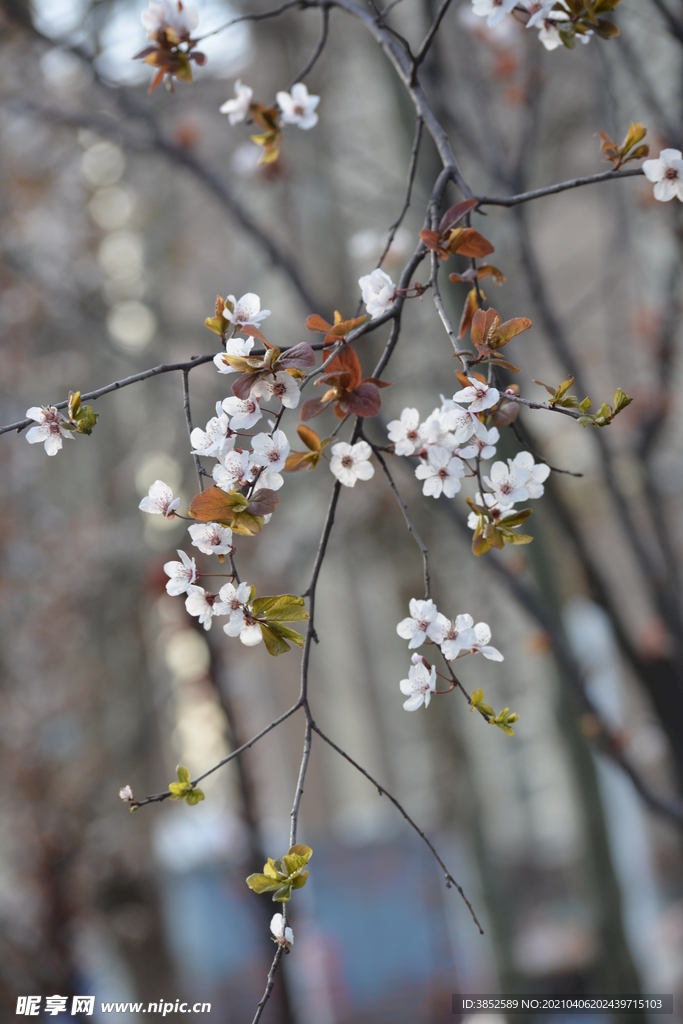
xmin=220 ymin=80 xmax=320 ymax=165
xmin=25 ymin=392 xmax=100 ymax=456
xmin=135 ymin=1 xmax=205 ymax=92
xmin=469 ymin=0 xmax=622 ymax=51
xmin=387 ymin=378 xmax=502 ymax=500
xmin=396 ymin=599 xmax=503 ymax=711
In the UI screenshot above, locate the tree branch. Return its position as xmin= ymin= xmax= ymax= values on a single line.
xmin=311 ymin=721 xmax=485 ymax=931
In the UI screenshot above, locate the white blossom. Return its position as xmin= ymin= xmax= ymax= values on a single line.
xmin=536 ymin=11 xmax=573 ymax=49
xmin=251 ymin=371 xmax=301 ymax=409
xmin=485 ymin=459 xmax=531 ymax=508
xmin=521 ymin=0 xmax=557 ymax=27
xmin=472 ymin=622 xmax=504 ymax=661
xmin=26 ymin=406 xmax=73 ymax=457
xmin=250 ymin=430 xmax=290 ymax=473
xmin=139 ymin=479 xmax=180 ymax=518
xmin=219 ymin=581 xmax=263 ymax=646
xmin=329 ymin=440 xmax=375 ymax=487
xmin=470 ymin=0 xmax=517 ymax=28
xmin=163 ymin=550 xmax=197 ymax=596
xmin=141 ymin=0 xmax=198 ymax=40
xmin=643 ymin=149 xmax=683 ymax=203
xmin=270 ymin=913 xmax=294 ymax=947
xmin=220 ymin=80 xmax=253 ymax=125
xmin=214 ymin=336 xmax=256 ymax=375
xmin=512 ymin=451 xmax=550 ymax=498
xmin=440 ymin=398 xmax=491 ymax=444
xmin=358 ymin=268 xmax=396 ymax=320
xmin=396 ymin=598 xmax=446 ymax=649
xmin=387 ymin=408 xmax=421 ymax=455
xmin=222 ymin=394 xmax=262 ymax=431
xmin=453 ymin=376 xmax=500 ymax=413
xmin=223 ymin=293 xmax=271 ymax=329
xmin=185 ymin=586 xmax=228 ymax=630
xmin=213 ymin=450 xmax=257 ymax=492
xmin=439 ymin=614 xmax=479 ymax=661
xmin=190 ymin=403 xmax=235 ymax=459
xmin=399 ymin=661 xmax=437 ymax=711
xmin=188 ymin=522 xmax=234 ymax=556
xmin=456 ymin=425 xmax=499 ymax=460
xmin=119 ymin=785 xmax=135 ymax=802
xmin=276 ymin=82 xmax=320 ymax=129
xmin=419 ymin=409 xmax=458 ymax=452
xmin=415 ymin=446 xmax=465 ymax=499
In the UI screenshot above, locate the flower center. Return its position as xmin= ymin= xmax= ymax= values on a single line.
xmin=438 ymin=468 xmax=448 ymax=479
xmin=341 ymin=455 xmax=354 ymax=469
xmin=294 ymin=104 xmax=305 ymax=116
xmin=665 ymin=167 xmax=679 ymax=180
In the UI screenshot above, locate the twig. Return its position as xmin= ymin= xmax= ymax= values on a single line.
xmin=133 ymin=703 xmax=302 ymax=807
xmin=251 ymin=947 xmax=285 ymax=1024
xmin=377 ymin=116 xmax=424 ymax=268
xmin=0 ymin=354 xmax=215 ymax=436
xmin=311 ymin=722 xmax=484 ymax=932
xmin=475 ymin=167 xmax=644 ymax=208
xmin=289 ymin=718 xmax=313 ymax=845
xmin=411 ymin=0 xmax=454 ymax=79
xmin=510 ymin=420 xmax=583 ymax=478
xmin=195 ymin=0 xmax=318 ymax=42
xmin=181 ymin=370 xmax=204 ymax=492
xmin=288 ymin=4 xmax=331 ymax=88
xmin=364 ymin=439 xmax=431 ymax=599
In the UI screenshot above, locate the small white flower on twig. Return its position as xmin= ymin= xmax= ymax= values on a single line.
xmin=270 ymin=913 xmax=294 ymax=948
xmin=453 ymin=376 xmax=500 ymax=414
xmin=163 ymin=550 xmax=197 ymax=596
xmin=397 ymin=599 xmax=446 ymax=649
xmin=643 ymin=149 xmax=683 ymax=202
xmin=358 ymin=269 xmax=395 ymax=319
xmin=220 ymin=80 xmax=253 ymax=125
xmin=276 ymin=83 xmax=320 ymax=129
xmin=223 ymin=293 xmax=271 ymax=329
xmin=26 ymin=406 xmax=73 ymax=457
xmin=415 ymin=446 xmax=465 ymax=498
xmin=188 ymin=522 xmax=234 ymax=556
xmin=400 ymin=661 xmax=437 ymax=711
xmin=139 ymin=480 xmax=180 ymax=518
xmin=329 ymin=440 xmax=375 ymax=487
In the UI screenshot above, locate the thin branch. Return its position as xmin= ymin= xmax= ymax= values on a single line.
xmin=365 ymin=439 xmax=431 ymax=599
xmin=377 ymin=116 xmax=424 ymax=269
xmin=311 ymin=722 xmax=484 ymax=932
xmin=194 ymin=0 xmax=318 ymax=42
xmin=288 ymin=4 xmax=331 ymax=88
xmin=133 ymin=703 xmax=302 ymax=807
xmin=411 ymin=0 xmax=454 ymax=79
xmin=510 ymin=421 xmax=583 ymax=478
xmin=289 ymin=717 xmax=313 ymax=845
xmin=431 ymin=254 xmax=468 ymax=361
xmin=181 ymin=370 xmax=204 ymax=492
xmin=251 ymin=947 xmax=285 ymax=1024
xmin=475 ymin=167 xmax=644 ymax=207
xmin=0 ymin=354 xmax=215 ymax=436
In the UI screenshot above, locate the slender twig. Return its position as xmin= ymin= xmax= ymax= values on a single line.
xmin=365 ymin=439 xmax=431 ymax=599
xmin=181 ymin=370 xmax=204 ymax=492
xmin=431 ymin=254 xmax=469 ymax=361
xmin=133 ymin=703 xmax=302 ymax=807
xmin=0 ymin=354 xmax=216 ymax=436
xmin=288 ymin=4 xmax=331 ymax=88
xmin=411 ymin=0 xmax=454 ymax=79
xmin=377 ymin=116 xmax=424 ymax=269
xmin=510 ymin=421 xmax=583 ymax=478
xmin=289 ymin=718 xmax=313 ymax=845
xmin=475 ymin=167 xmax=644 ymax=207
xmin=311 ymin=722 xmax=484 ymax=931
xmin=251 ymin=947 xmax=285 ymax=1024
xmin=195 ymin=0 xmax=317 ymax=42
